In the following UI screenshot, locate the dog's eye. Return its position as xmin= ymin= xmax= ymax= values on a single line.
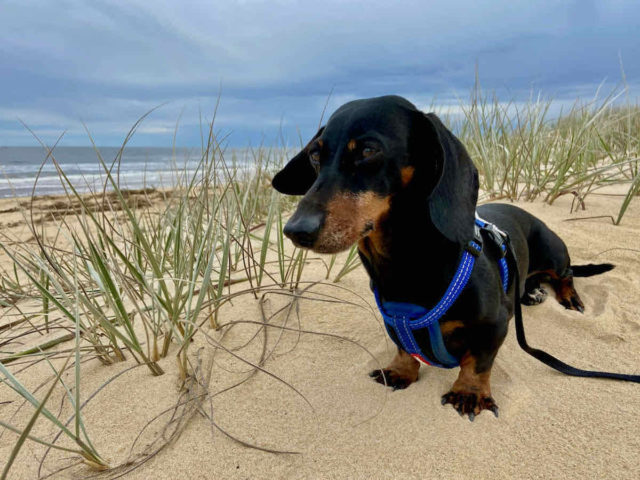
xmin=309 ymin=151 xmax=321 ymax=165
xmin=354 ymin=146 xmax=382 ymax=169
xmin=362 ymin=147 xmax=377 ymax=158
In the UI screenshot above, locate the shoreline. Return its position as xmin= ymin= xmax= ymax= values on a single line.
xmin=0 ymin=188 xmax=172 ymax=231
xmin=0 ymin=145 xmax=271 ymax=199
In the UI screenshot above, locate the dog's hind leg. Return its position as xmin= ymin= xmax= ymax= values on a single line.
xmin=523 ymin=269 xmax=584 ymax=312
xmin=369 ymin=348 xmax=420 ymax=390
xmin=549 ymin=268 xmax=585 ymax=313
xmin=521 ymin=274 xmax=549 ymax=306
xmin=526 ymin=221 xmax=585 ymax=312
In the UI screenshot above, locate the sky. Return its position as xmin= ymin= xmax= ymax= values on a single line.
xmin=1 ymin=0 xmax=639 ymax=147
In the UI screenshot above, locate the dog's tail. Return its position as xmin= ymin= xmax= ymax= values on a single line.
xmin=571 ymin=263 xmax=615 ymax=277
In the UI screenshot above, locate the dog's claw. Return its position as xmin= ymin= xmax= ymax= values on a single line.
xmin=441 ymin=391 xmax=499 ymax=420
xmin=370 ymin=369 xmax=415 ymax=390
xmin=561 ymin=293 xmax=585 ymax=313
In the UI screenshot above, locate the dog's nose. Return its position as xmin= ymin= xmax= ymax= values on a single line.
xmin=283 ymin=213 xmax=323 ymax=248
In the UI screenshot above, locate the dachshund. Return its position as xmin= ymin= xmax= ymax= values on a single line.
xmin=271 ymin=95 xmax=616 ymax=419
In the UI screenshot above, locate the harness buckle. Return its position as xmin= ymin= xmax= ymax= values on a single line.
xmin=477 ymin=217 xmax=509 ymax=259
xmin=486 ymin=228 xmax=508 ymax=258
xmin=465 ymin=240 xmax=482 ymax=257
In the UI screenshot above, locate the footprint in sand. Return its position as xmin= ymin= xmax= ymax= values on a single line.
xmin=625 ymin=320 xmax=640 ymax=331
xmin=621 ymin=311 xmax=640 ymax=332
xmin=596 ymin=333 xmax=625 ymax=344
xmin=581 ymin=284 xmax=608 ymax=316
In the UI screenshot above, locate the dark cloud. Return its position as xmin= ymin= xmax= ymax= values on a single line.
xmin=1 ymin=0 xmax=639 ymax=146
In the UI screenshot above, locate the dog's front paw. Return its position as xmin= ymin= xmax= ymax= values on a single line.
xmin=441 ymin=390 xmax=499 ymax=421
xmin=369 ymin=368 xmax=417 ymax=390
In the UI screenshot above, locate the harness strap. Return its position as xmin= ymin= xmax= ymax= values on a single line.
xmin=410 ymin=246 xmax=478 ymax=329
xmin=375 ymin=216 xmax=511 ymax=369
xmin=375 ymin=240 xmax=481 ymax=368
xmin=506 ymin=238 xmax=640 ymax=383
xmin=386 ymin=316 xmax=459 ymax=368
xmin=426 ymin=321 xmax=459 ymax=366
xmin=476 ymin=215 xmax=509 ymax=292
xmin=498 ymin=254 xmax=509 ymax=292
xmin=377 ymin=290 xmax=462 ymax=368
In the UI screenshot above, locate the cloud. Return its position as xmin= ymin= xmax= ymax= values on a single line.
xmin=1 ymin=0 xmax=639 ymax=146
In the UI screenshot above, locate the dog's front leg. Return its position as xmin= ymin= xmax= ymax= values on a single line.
xmin=441 ymin=351 xmax=499 ymax=420
xmin=370 ymin=348 xmax=420 ymax=390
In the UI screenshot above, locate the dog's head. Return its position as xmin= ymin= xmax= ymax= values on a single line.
xmin=272 ymin=95 xmax=478 ymax=254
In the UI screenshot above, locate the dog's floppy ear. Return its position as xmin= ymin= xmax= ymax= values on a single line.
xmin=272 ymin=127 xmax=324 ymax=195
xmin=411 ymin=112 xmax=479 ymax=244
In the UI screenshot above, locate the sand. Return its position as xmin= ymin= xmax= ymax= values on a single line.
xmin=1 ymin=190 xmax=639 ymax=479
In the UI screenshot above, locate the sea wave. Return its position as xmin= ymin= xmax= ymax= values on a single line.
xmin=0 ymin=146 xmax=263 ymax=198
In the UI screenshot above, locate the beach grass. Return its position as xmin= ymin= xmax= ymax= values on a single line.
xmin=0 ymin=84 xmax=638 ymax=478
xmin=449 ymin=79 xmax=640 ymax=218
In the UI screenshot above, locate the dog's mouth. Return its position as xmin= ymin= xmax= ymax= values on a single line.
xmin=287 ymin=192 xmax=390 ymax=254
xmin=309 ymin=219 xmax=377 ymax=254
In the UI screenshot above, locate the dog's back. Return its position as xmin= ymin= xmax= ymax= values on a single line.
xmin=478 ymin=203 xmax=570 ymax=274
xmin=478 ymin=202 xmax=608 ymax=311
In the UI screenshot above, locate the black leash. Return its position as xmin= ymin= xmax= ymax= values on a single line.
xmin=506 ymin=241 xmax=640 ymax=383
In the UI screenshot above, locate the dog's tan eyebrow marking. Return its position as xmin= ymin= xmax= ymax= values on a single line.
xmin=347 ymin=139 xmax=357 ymax=152
xmin=316 ymin=139 xmax=323 ymax=148
xmin=401 ymin=166 xmax=415 ymax=187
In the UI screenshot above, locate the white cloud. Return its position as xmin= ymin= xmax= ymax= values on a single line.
xmin=0 ymin=108 xmax=74 ymax=126
xmin=1 ymin=0 xmax=639 ymax=145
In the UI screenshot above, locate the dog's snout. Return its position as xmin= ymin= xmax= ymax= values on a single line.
xmin=283 ymin=213 xmax=323 ymax=248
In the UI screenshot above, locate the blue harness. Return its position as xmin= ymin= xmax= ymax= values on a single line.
xmin=373 ymin=214 xmax=510 ymax=368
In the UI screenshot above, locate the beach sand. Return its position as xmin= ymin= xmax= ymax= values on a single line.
xmin=1 ymin=191 xmax=638 ymax=479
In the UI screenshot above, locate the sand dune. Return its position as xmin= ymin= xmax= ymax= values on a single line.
xmin=1 ymin=192 xmax=638 ymax=479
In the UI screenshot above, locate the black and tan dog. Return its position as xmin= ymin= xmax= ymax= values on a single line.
xmin=272 ymin=95 xmax=614 ymax=419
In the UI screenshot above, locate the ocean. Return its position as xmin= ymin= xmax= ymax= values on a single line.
xmin=0 ymin=146 xmax=254 ymax=198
